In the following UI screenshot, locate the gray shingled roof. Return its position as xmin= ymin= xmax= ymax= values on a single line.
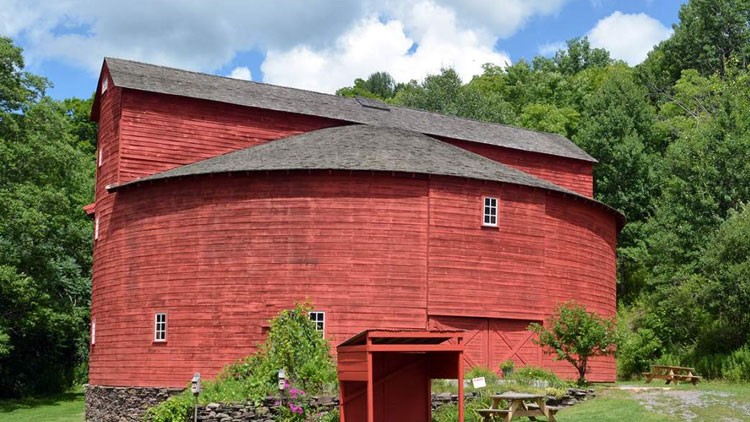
xmin=109 ymin=125 xmax=623 ymax=226
xmin=102 ymin=57 xmax=596 ymax=163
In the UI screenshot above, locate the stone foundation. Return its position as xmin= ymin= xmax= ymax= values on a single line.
xmin=85 ymin=384 xmax=183 ymax=422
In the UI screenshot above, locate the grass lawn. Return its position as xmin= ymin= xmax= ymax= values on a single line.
xmin=0 ymin=389 xmax=84 ymax=422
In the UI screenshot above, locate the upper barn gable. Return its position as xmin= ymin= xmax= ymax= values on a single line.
xmin=93 ymin=57 xmax=596 ymax=163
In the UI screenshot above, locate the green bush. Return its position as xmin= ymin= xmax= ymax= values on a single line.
xmin=145 ymin=302 xmax=337 ymax=421
xmin=616 ymin=307 xmax=663 ymax=379
xmin=506 ymin=366 xmax=569 ymax=389
xmin=722 ymin=346 xmax=750 ymax=382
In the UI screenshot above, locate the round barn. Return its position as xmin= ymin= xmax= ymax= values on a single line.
xmin=85 ymin=58 xmax=623 ymax=416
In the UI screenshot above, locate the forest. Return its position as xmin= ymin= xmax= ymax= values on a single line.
xmin=0 ymin=0 xmax=749 ymax=396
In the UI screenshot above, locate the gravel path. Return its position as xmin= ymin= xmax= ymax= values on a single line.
xmin=619 ymin=386 xmax=750 ymax=421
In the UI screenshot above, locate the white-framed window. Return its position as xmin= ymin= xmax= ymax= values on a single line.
xmin=91 ymin=319 xmax=96 ymax=345
xmin=483 ymin=197 xmax=498 ymax=227
xmin=154 ymin=313 xmax=167 ymax=342
xmin=309 ymin=311 xmax=325 ymax=333
xmin=101 ymin=78 xmax=109 ymax=94
xmin=95 ymin=217 xmax=100 ymax=240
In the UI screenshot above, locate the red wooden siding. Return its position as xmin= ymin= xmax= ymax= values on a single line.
xmin=443 ymin=138 xmax=594 ymax=197
xmin=541 ymin=195 xmax=618 ymax=380
xmin=427 ymin=178 xmax=548 ymax=320
xmin=89 ymin=170 xmax=617 ymax=387
xmin=117 ymin=90 xmax=343 ymax=183
xmin=89 ymin=173 xmax=429 ymax=387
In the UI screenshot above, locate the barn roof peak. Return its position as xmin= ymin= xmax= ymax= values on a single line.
xmin=100 ymin=57 xmax=596 ymax=163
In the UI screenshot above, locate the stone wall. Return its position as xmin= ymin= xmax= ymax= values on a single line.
xmin=85 ymin=384 xmax=183 ymax=422
xmin=193 ymin=396 xmax=337 ymax=422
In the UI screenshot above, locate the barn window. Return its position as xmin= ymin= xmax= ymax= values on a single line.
xmin=483 ymin=197 xmax=498 ymax=227
xmin=91 ymin=319 xmax=96 ymax=345
xmin=309 ymin=311 xmax=325 ymax=333
xmin=154 ymin=313 xmax=167 ymax=342
xmin=95 ymin=217 xmax=100 ymax=240
xmin=101 ymin=78 xmax=108 ymax=94
xmin=98 ymin=149 xmax=103 ymax=167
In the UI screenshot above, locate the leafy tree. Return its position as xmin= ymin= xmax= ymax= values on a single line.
xmin=0 ymin=37 xmax=93 ymax=396
xmin=696 ymin=205 xmax=750 ymax=352
xmin=551 ymin=37 xmax=612 ymax=76
xmin=529 ymin=302 xmax=616 ymax=385
xmin=394 ymin=67 xmax=514 ymax=124
xmin=336 ymin=71 xmax=400 ymax=99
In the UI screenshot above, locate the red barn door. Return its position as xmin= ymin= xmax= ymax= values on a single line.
xmin=429 ymin=316 xmax=541 ymax=373
xmin=428 ymin=316 xmax=488 ymax=369
xmin=489 ymin=319 xmax=541 ymax=370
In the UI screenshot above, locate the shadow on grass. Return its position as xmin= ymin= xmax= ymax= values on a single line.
xmin=0 ymin=391 xmax=84 ymax=413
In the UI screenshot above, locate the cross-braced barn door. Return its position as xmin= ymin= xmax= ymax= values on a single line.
xmin=488 ymin=319 xmax=541 ymax=370
xmin=428 ymin=316 xmax=488 ymax=370
xmin=429 ymin=316 xmax=541 ymax=373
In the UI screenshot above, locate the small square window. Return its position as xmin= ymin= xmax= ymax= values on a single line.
xmin=309 ymin=311 xmax=325 ymax=333
xmin=483 ymin=197 xmax=498 ymax=227
xmin=154 ymin=313 xmax=167 ymax=342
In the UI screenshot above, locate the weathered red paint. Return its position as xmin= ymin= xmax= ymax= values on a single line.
xmin=89 ymin=77 xmax=619 ymax=389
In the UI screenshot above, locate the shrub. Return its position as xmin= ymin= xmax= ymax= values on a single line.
xmin=145 ymin=301 xmax=337 ymax=421
xmin=722 ymin=346 xmax=750 ymax=382
xmin=506 ymin=366 xmax=569 ymax=389
xmin=529 ymin=301 xmax=616 ymax=385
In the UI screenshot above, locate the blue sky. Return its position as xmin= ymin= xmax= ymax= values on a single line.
xmin=1 ymin=0 xmax=685 ymax=100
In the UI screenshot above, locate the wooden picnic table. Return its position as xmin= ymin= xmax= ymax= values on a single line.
xmin=476 ymin=392 xmax=559 ymax=422
xmin=643 ymin=365 xmax=702 ymax=385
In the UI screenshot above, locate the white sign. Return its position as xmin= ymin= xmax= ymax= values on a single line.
xmin=471 ymin=377 xmax=486 ymax=389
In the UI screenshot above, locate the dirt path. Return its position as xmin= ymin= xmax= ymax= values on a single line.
xmin=619 ymin=386 xmax=750 ymax=421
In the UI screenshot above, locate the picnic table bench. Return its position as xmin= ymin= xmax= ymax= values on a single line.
xmin=476 ymin=392 xmax=559 ymax=421
xmin=642 ymin=365 xmax=702 ymax=385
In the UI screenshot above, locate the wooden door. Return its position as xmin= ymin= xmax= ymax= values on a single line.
xmin=489 ymin=319 xmax=541 ymax=370
xmin=429 ymin=316 xmax=541 ymax=374
xmin=429 ymin=316 xmax=489 ymax=370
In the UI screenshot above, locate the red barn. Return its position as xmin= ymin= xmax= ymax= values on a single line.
xmin=85 ymin=58 xmax=623 ymax=418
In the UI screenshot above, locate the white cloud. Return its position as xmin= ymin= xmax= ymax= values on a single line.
xmin=4 ymin=0 xmax=363 ymax=73
xmin=3 ymin=0 xmax=569 ymax=92
xmin=263 ymin=2 xmax=510 ymax=93
xmin=538 ymin=41 xmax=566 ymax=56
xmin=424 ymin=0 xmax=569 ymax=39
xmin=228 ymin=66 xmax=252 ymax=81
xmin=587 ymin=11 xmax=672 ymax=65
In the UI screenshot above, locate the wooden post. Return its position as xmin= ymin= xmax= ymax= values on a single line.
xmin=458 ymin=352 xmax=464 ymax=422
xmin=367 ymin=347 xmax=374 ymax=422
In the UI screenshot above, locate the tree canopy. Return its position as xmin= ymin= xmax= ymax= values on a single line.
xmin=0 ymin=36 xmax=94 ymax=396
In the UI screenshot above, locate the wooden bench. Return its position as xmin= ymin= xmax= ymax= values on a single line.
xmin=476 ymin=408 xmax=510 ymax=421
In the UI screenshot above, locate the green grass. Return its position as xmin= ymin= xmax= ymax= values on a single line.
xmin=0 ymin=390 xmax=84 ymax=422
xmin=555 ymin=388 xmax=677 ymax=422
